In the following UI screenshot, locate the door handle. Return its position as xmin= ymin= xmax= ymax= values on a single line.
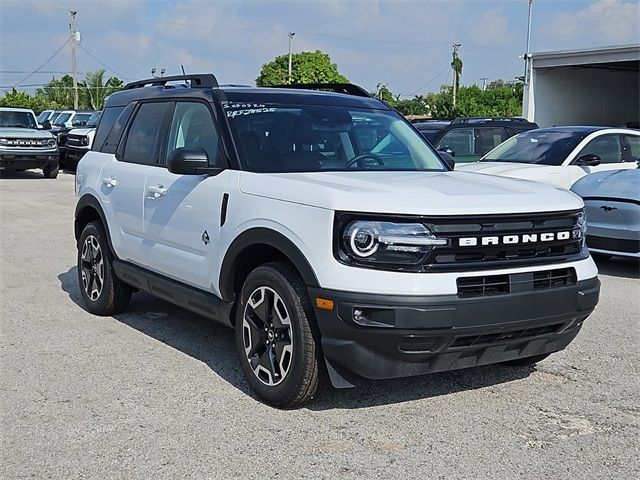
xmin=147 ymin=184 xmax=168 ymax=198
xmin=102 ymin=176 xmax=118 ymax=188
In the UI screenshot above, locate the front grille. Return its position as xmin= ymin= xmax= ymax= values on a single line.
xmin=450 ymin=323 xmax=563 ymax=348
xmin=67 ymin=134 xmax=87 ymax=147
xmin=457 ymin=268 xmax=576 ymax=298
xmin=587 ymin=235 xmax=640 ymax=254
xmin=425 ymin=210 xmax=585 ymax=271
xmin=0 ymin=138 xmax=54 ymax=149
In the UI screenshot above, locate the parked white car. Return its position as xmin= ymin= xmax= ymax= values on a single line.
xmin=458 ymin=127 xmax=639 ymax=189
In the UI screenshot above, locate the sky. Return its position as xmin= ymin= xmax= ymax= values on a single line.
xmin=1 ymin=0 xmax=639 ymax=98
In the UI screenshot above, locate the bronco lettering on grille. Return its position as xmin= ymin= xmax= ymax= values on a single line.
xmin=458 ymin=231 xmax=572 ymax=247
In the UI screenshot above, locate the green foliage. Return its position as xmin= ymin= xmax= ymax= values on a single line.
xmin=0 ymin=70 xmax=124 ymax=113
xmin=256 ymin=50 xmax=348 ymax=86
xmin=380 ymin=80 xmax=523 ymax=118
xmin=0 ymin=89 xmax=49 ymax=112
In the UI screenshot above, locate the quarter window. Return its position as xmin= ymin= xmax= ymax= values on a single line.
xmin=122 ymin=103 xmax=171 ymax=165
xmin=623 ymin=135 xmax=640 ymax=162
xmin=165 ymin=102 xmax=220 ymax=166
xmin=577 ymin=134 xmax=622 ymax=164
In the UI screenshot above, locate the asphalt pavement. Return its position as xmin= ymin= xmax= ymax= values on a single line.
xmin=1 ymin=170 xmax=639 ymax=479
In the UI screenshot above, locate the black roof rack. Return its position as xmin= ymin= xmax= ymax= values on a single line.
xmin=124 ymin=74 xmax=219 ymax=90
xmin=451 ymin=117 xmax=530 ymax=124
xmin=268 ymin=83 xmax=371 ymax=98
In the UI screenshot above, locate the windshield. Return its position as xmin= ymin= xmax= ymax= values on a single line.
xmin=36 ymin=110 xmax=52 ymax=123
xmin=482 ymin=130 xmax=587 ymax=166
xmin=54 ymin=113 xmax=72 ymax=126
xmin=225 ymin=104 xmax=445 ymax=173
xmin=86 ymin=111 xmax=102 ymax=127
xmin=72 ymin=113 xmax=92 ymax=126
xmin=0 ymin=110 xmax=37 ymax=129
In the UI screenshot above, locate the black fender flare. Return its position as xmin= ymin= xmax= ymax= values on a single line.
xmin=219 ymin=227 xmax=320 ymax=302
xmin=74 ymin=194 xmax=116 ymax=256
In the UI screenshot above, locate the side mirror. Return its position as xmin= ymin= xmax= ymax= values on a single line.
xmin=167 ymin=147 xmax=221 ymax=175
xmin=439 ymin=151 xmax=455 ymax=169
xmin=438 ymin=146 xmax=455 ymax=157
xmin=575 ymin=153 xmax=601 ymax=167
xmin=42 ymin=121 xmax=51 ymax=130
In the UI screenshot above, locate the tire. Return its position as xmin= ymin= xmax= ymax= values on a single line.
xmin=235 ymin=262 xmax=325 ymax=408
xmin=43 ymin=164 xmax=59 ymax=178
xmin=77 ymin=221 xmax=131 ymax=315
xmin=502 ymin=353 xmax=551 ymax=367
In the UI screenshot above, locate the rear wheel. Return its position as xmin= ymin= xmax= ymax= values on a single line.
xmin=43 ymin=164 xmax=59 ymax=178
xmin=77 ymin=221 xmax=131 ymax=315
xmin=235 ymin=262 xmax=324 ymax=408
xmin=502 ymin=353 xmax=551 ymax=367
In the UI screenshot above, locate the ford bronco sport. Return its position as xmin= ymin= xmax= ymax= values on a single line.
xmin=74 ymin=74 xmax=600 ymax=408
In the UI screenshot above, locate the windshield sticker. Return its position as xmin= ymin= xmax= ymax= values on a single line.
xmin=225 ymin=103 xmax=277 ymax=118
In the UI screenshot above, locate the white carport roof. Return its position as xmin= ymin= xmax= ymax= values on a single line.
xmin=530 ymin=44 xmax=640 ymax=69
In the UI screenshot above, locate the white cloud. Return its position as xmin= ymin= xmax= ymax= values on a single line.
xmin=539 ymin=0 xmax=640 ymax=49
xmin=469 ymin=7 xmax=514 ymax=48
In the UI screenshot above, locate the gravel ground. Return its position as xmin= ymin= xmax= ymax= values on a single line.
xmin=1 ymin=171 xmax=639 ymax=479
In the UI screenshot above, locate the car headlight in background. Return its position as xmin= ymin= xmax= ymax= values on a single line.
xmin=47 ymin=139 xmax=57 ymax=148
xmin=576 ymin=210 xmax=587 ymax=250
xmin=339 ymin=219 xmax=448 ymax=269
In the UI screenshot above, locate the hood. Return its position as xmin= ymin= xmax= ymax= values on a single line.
xmin=68 ymin=127 xmax=95 ymax=136
xmin=457 ymin=161 xmax=548 ymax=176
xmin=238 ymin=170 xmax=583 ymax=216
xmin=0 ymin=127 xmax=54 ymax=139
xmin=571 ymin=169 xmax=640 ymax=202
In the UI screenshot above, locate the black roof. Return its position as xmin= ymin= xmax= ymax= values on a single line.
xmin=522 ymin=126 xmax=608 ymax=134
xmin=106 ymin=75 xmax=389 ymax=110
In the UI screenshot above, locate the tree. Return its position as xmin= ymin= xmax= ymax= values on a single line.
xmin=82 ymin=70 xmax=124 ymax=110
xmin=36 ymin=75 xmax=75 ymax=109
xmin=256 ymin=50 xmax=348 ymax=86
xmin=0 ymin=89 xmax=49 ymax=112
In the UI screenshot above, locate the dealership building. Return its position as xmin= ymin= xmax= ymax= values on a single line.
xmin=523 ymin=44 xmax=640 ymax=128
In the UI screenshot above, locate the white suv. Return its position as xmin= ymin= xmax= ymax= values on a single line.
xmin=74 ymin=75 xmax=600 ymax=407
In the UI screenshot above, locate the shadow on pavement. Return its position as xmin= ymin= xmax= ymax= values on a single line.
xmin=593 ymin=255 xmax=639 ymax=280
xmin=0 ymin=170 xmax=45 ymax=179
xmin=58 ymin=267 xmax=536 ymax=410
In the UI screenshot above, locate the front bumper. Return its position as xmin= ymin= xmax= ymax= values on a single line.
xmin=309 ymin=276 xmax=600 ymax=387
xmin=0 ymin=151 xmax=59 ymax=170
xmin=64 ymin=146 xmax=89 ymax=168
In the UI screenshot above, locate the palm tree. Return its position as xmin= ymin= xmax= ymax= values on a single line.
xmin=81 ymin=70 xmax=124 ymax=110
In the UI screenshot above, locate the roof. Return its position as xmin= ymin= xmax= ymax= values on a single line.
xmin=0 ymin=107 xmax=35 ymax=113
xmin=105 ymin=82 xmax=389 ymax=110
xmin=530 ymin=44 xmax=640 ymax=69
xmin=531 ymin=126 xmax=610 ymax=134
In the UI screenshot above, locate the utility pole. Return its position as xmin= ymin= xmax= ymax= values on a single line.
xmin=452 ymin=43 xmax=461 ymax=108
xmin=480 ymin=77 xmax=488 ymax=91
xmin=524 ymin=0 xmax=533 ymax=85
xmin=69 ymin=10 xmax=79 ymax=110
xmin=287 ymin=31 xmax=295 ymax=84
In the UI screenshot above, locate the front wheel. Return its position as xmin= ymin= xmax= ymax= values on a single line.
xmin=43 ymin=164 xmax=59 ymax=178
xmin=235 ymin=262 xmax=324 ymax=408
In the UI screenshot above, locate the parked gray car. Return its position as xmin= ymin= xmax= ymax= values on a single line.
xmin=571 ymin=169 xmax=640 ymax=259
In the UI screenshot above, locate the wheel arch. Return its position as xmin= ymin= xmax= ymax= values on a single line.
xmin=219 ymin=228 xmax=320 ymax=304
xmin=74 ymin=194 xmax=116 ymax=255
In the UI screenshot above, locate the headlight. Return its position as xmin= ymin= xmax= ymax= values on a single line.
xmin=576 ymin=210 xmax=587 ymax=249
xmin=47 ymin=139 xmax=57 ymax=148
xmin=339 ymin=219 xmax=448 ymax=269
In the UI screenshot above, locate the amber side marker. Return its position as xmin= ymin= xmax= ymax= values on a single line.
xmin=315 ymin=298 xmax=334 ymax=310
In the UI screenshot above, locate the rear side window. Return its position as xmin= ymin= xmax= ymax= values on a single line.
xmin=94 ymin=106 xmax=124 ymax=153
xmin=623 ymin=135 xmax=640 ymax=161
xmin=122 ymin=102 xmax=171 ymax=165
xmin=478 ymin=127 xmax=508 ymax=155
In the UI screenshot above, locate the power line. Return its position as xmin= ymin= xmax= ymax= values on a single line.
xmin=13 ymin=36 xmax=71 ymax=88
xmin=78 ymin=44 xmax=130 ymax=79
xmin=405 ymin=64 xmax=451 ymax=97
xmin=0 ymin=70 xmax=71 ymax=74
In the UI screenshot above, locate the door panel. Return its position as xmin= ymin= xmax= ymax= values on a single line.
xmin=98 ymin=157 xmax=148 ymax=264
xmin=143 ymin=170 xmax=230 ymax=291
